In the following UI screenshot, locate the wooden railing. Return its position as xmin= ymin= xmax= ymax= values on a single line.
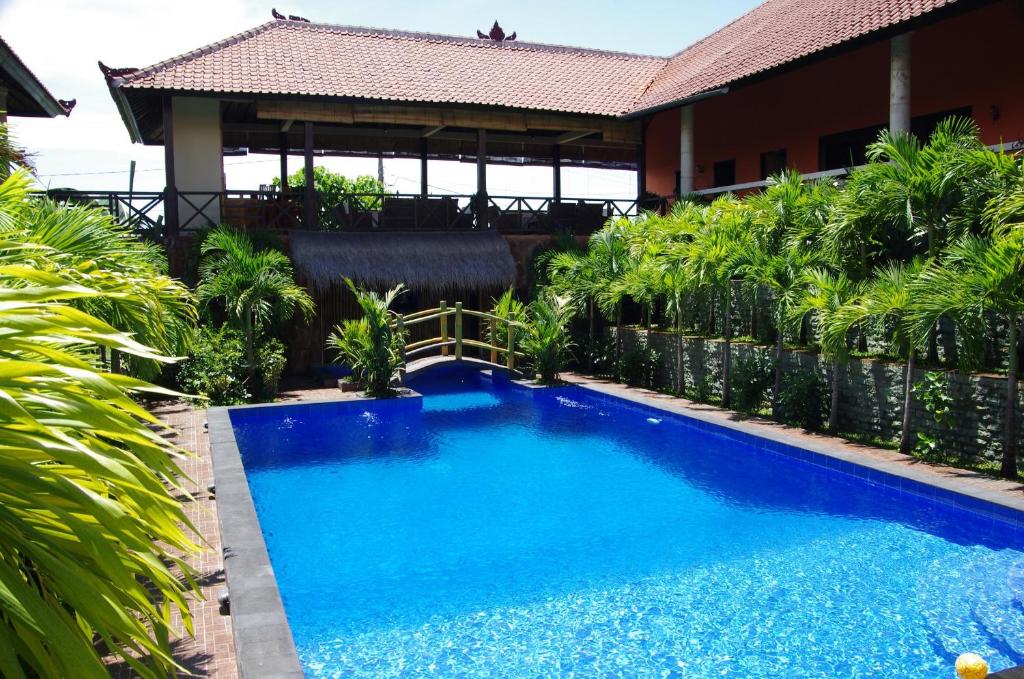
xmin=395 ymin=301 xmax=524 ymax=372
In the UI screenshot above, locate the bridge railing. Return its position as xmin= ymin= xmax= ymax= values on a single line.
xmin=395 ymin=301 xmax=525 ymax=372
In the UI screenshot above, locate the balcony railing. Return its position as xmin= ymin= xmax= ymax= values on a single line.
xmin=36 ymin=188 xmax=661 ymax=236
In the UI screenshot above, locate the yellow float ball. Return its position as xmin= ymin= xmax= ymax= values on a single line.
xmin=955 ymin=653 xmax=988 ymax=679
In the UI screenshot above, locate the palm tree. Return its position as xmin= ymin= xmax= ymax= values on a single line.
xmin=197 ymin=226 xmax=313 ymax=379
xmin=910 ymin=232 xmax=1024 ymax=478
xmin=792 ymin=267 xmax=860 ymax=431
xmin=547 ymin=248 xmax=600 ymax=370
xmin=831 ymin=260 xmax=926 ymax=453
xmin=328 ymin=280 xmax=407 ymax=396
xmin=684 ymin=196 xmax=752 ymax=407
xmin=0 ymin=171 xmax=195 ymax=378
xmin=741 ymin=246 xmax=821 ymax=417
xmin=521 ymin=290 xmax=575 ymax=384
xmin=0 ymin=237 xmax=199 ymax=677
xmin=588 ymin=219 xmax=637 ymax=367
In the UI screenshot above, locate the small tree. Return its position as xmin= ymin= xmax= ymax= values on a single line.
xmin=521 ymin=291 xmax=575 ymax=384
xmin=276 ymin=166 xmax=390 ymax=229
xmin=910 ymin=233 xmax=1024 ymax=478
xmin=197 ymin=226 xmax=313 ymax=382
xmin=327 ymin=280 xmax=407 ymax=396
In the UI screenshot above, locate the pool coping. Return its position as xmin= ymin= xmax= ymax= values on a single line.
xmin=209 ymin=367 xmax=1024 ymax=678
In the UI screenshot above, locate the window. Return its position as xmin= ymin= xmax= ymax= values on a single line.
xmin=818 ymin=107 xmax=974 ymax=172
xmin=713 ymin=159 xmax=736 ymax=188
xmin=760 ymin=149 xmax=787 ymax=180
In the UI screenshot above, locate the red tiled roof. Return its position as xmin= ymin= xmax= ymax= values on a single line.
xmin=107 ymin=0 xmax=970 ymax=120
xmin=110 ymin=21 xmax=666 ymax=117
xmin=633 ymin=0 xmax=964 ymax=113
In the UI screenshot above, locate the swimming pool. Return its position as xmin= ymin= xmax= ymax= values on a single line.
xmin=228 ymin=364 xmax=1024 ymax=677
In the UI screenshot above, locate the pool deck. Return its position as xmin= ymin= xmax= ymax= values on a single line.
xmin=152 ymin=369 xmax=1024 ymax=677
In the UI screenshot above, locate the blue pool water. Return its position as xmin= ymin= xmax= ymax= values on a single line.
xmin=230 ymin=365 xmax=1024 ymax=677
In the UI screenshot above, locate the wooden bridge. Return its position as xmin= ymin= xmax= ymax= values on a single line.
xmin=396 ymin=301 xmax=524 ymax=371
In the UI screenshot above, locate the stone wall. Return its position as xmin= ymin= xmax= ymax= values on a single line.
xmin=612 ymin=328 xmax=1024 ymax=466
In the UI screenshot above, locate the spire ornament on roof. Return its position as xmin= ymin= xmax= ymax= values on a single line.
xmin=476 ymin=21 xmax=516 ymax=42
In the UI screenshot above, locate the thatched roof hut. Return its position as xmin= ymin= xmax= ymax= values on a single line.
xmin=288 ymin=230 xmax=517 ymax=293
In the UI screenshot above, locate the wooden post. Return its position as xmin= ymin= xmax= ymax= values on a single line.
xmin=552 ymin=144 xmax=562 ymax=203
xmin=490 ymin=318 xmax=498 ymax=364
xmin=507 ymin=324 xmax=515 ymax=372
xmin=162 ymin=97 xmax=179 ymax=244
xmin=279 ymin=132 xmax=289 ymax=191
xmin=476 ymin=129 xmax=488 ymax=229
xmin=396 ymin=317 xmax=407 ymax=382
xmin=440 ymin=300 xmax=449 ymax=356
xmin=303 ymin=122 xmax=317 ymax=229
xmin=454 ymin=302 xmax=463 ymax=360
xmin=419 ymin=137 xmax=429 ymax=198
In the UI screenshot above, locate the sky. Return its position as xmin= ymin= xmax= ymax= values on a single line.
xmin=0 ymin=0 xmax=762 ymax=198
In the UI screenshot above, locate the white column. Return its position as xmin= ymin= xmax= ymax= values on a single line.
xmin=172 ymin=97 xmax=224 ymax=228
xmin=679 ymin=104 xmax=695 ymax=195
xmin=889 ymin=33 xmax=912 ymax=134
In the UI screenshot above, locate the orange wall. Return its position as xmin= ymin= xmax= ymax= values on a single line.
xmin=644 ymin=0 xmax=1024 ymax=195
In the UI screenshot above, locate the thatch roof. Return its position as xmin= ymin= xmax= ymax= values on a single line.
xmin=289 ymin=230 xmax=517 ymax=293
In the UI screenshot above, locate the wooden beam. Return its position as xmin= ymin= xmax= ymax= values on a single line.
xmin=303 ymin=122 xmax=317 ymax=229
xmin=422 ymin=125 xmax=445 ymax=137
xmin=280 ymin=119 xmax=294 ymax=132
xmin=162 ymin=97 xmax=179 ymax=242
xmin=557 ymin=130 xmax=598 ymax=144
xmin=279 ymin=132 xmax=289 ymax=190
xmin=476 ymin=129 xmax=488 ymax=229
xmin=419 ymin=137 xmax=428 ymax=197
xmin=257 ymin=100 xmax=354 ymax=124
xmin=552 ymin=144 xmax=561 ymax=202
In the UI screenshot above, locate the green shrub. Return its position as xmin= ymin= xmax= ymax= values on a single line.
xmin=619 ymin=341 xmax=661 ymax=387
xmin=777 ymin=369 xmax=828 ymax=430
xmin=327 ymin=280 xmax=407 ymax=396
xmin=689 ymin=370 xmax=719 ymax=404
xmin=488 ymin=289 xmax=528 ymax=351
xmin=256 ymin=337 xmax=288 ymax=401
xmin=732 ymin=351 xmax=774 ymax=413
xmin=177 ymin=325 xmax=250 ymax=405
xmin=912 ymin=371 xmax=954 ymax=459
xmin=521 ymin=292 xmax=575 ymax=384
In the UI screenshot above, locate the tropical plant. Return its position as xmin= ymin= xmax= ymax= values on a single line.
xmin=829 ymin=260 xmax=926 ymax=453
xmin=487 ymin=288 xmax=528 ymax=353
xmin=589 ymin=219 xmax=638 ymax=365
xmin=732 ymin=350 xmax=774 ymax=414
xmin=0 ymin=171 xmax=195 ymax=379
xmin=520 ymin=291 xmax=575 ymax=384
xmin=276 ymin=166 xmax=391 ymax=229
xmin=792 ymin=267 xmax=860 ymax=431
xmin=912 ymin=371 xmax=955 ymax=459
xmin=327 ymin=280 xmax=407 ymax=396
xmin=0 ymin=262 xmax=199 ymax=678
xmin=196 ymin=226 xmax=313 ymax=382
xmin=176 ymin=324 xmax=250 ymax=405
xmin=777 ymin=369 xmax=829 ymax=430
xmin=910 ymin=231 xmax=1024 ymax=478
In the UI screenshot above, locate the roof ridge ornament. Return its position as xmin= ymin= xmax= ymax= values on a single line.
xmin=476 ymin=21 xmax=516 ymax=42
xmin=272 ymin=8 xmax=310 ymax=22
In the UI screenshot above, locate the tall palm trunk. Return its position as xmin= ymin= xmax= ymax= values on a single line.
xmin=750 ymin=287 xmax=759 ymax=341
xmin=587 ymin=298 xmax=595 ymax=372
xmin=675 ymin=294 xmax=685 ymax=395
xmin=615 ymin=302 xmax=623 ymax=373
xmin=899 ymin=349 xmax=916 ymax=454
xmin=828 ymin=356 xmax=841 ymax=432
xmin=243 ymin=308 xmax=256 ymax=381
xmin=722 ymin=284 xmax=732 ymax=408
xmin=772 ymin=322 xmax=784 ymax=418
xmin=1002 ymin=316 xmax=1019 ymax=479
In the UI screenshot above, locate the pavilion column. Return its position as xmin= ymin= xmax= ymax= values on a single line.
xmin=476 ymin=129 xmax=488 ymax=228
xmin=279 ymin=132 xmax=289 ymax=191
xmin=0 ymin=87 xmax=7 ymax=125
xmin=552 ymin=144 xmax=562 ymax=203
xmin=161 ymin=97 xmax=179 ymax=244
xmin=303 ymin=122 xmax=317 ymax=229
xmin=889 ymin=33 xmax=912 ymax=134
xmin=637 ymin=141 xmax=646 ymax=201
xmin=679 ymin=104 xmax=695 ymax=196
xmin=419 ymin=137 xmax=429 ymax=197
